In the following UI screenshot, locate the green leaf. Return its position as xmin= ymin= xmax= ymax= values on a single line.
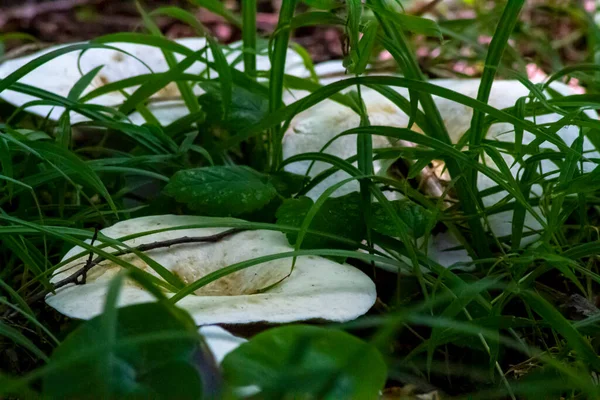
xmin=164 ymin=166 xmax=278 ymax=216
xmin=555 ymin=165 xmax=600 ymax=195
xmin=352 ymin=19 xmax=379 ymax=75
xmin=241 ymin=0 xmax=257 ymax=76
xmin=67 ymin=65 xmax=104 ymax=101
xmin=42 ymin=302 xmax=217 ymax=399
xmin=470 ymin=0 xmax=525 ymax=144
xmin=275 ymin=192 xmax=365 ymax=249
xmin=267 ymin=171 xmax=306 ymax=197
xmin=222 ymin=325 xmax=387 ymax=399
xmin=198 ymin=83 xmax=269 ymax=133
xmin=370 ymin=200 xmax=432 ymax=239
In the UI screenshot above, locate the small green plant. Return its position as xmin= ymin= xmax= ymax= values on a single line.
xmin=1 ymin=1 xmax=600 ymax=399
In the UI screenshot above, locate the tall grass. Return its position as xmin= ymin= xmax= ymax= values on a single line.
xmin=1 ymin=1 xmax=599 ymax=398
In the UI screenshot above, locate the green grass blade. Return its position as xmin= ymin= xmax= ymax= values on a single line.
xmin=520 ymin=290 xmax=600 ymax=371
xmin=269 ymin=0 xmax=298 ymax=169
xmin=0 ymin=321 xmax=48 ymax=362
xmin=140 ymin=5 xmax=201 ymax=117
xmin=242 ymin=0 xmax=257 ymax=77
xmin=67 ymin=65 xmax=104 ymax=101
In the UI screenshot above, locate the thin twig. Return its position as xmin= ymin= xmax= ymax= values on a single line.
xmin=23 ymin=228 xmax=244 ymax=308
xmin=80 ymin=227 xmax=99 ymax=285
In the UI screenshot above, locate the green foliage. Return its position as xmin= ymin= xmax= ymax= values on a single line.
xmin=276 ymin=192 xmax=365 ymax=249
xmin=42 ymin=302 xmax=216 ymax=399
xmin=267 ymin=170 xmax=306 ymax=198
xmin=164 ymin=166 xmax=279 ymax=216
xmin=222 ymin=325 xmax=387 ymax=399
xmin=370 ymin=199 xmax=432 ymax=239
xmin=198 ymin=83 xmax=269 ymax=133
xmin=1 ymin=0 xmax=600 ymax=398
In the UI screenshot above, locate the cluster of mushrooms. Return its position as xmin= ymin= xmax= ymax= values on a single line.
xmin=1 ymin=37 xmax=598 ymax=373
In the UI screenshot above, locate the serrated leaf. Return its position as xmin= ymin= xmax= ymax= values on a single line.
xmin=275 ymin=192 xmax=364 ymax=249
xmin=164 ymin=166 xmax=278 ymax=216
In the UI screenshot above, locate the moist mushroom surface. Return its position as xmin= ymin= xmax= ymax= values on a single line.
xmin=45 ymin=215 xmax=377 ymax=325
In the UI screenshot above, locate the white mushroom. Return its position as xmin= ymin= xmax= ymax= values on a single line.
xmin=0 ymin=38 xmax=309 ymax=125
xmin=199 ymin=325 xmax=247 ymax=364
xmin=282 ymin=78 xmax=600 ymax=266
xmin=45 ymin=215 xmax=377 ymax=325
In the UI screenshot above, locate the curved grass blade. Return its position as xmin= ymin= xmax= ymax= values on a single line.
xmin=521 ymin=290 xmax=600 ymax=371
xmin=140 ymin=5 xmax=201 ymax=117
xmin=0 ymin=322 xmax=48 ymax=362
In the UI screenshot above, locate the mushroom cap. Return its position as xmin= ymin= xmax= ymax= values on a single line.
xmin=283 ymin=78 xmax=598 ymax=199
xmin=45 ymin=215 xmax=376 ymax=325
xmin=282 ymin=78 xmax=600 ymax=266
xmin=0 ymin=38 xmax=308 ymax=124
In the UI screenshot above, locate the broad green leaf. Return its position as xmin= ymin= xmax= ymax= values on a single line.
xmin=42 ymin=303 xmax=217 ymax=399
xmin=370 ymin=200 xmax=432 ymax=239
xmin=164 ymin=166 xmax=278 ymax=216
xmin=276 ymin=192 xmax=365 ymax=249
xmin=198 ymin=83 xmax=269 ymax=133
xmin=267 ymin=171 xmax=306 ymax=197
xmin=222 ymin=325 xmax=387 ymax=399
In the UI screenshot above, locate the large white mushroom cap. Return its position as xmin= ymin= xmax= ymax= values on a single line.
xmin=282 ymin=78 xmax=600 ymax=266
xmin=45 ymin=215 xmax=377 ymax=325
xmin=0 ymin=38 xmax=309 ymax=124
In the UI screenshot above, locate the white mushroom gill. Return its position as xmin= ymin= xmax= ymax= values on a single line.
xmin=45 ymin=215 xmax=377 ymax=326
